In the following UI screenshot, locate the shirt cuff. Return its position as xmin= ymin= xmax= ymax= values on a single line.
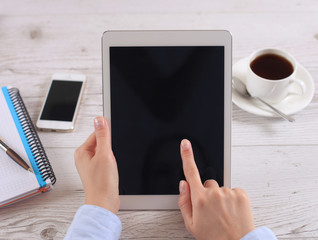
xmin=65 ymin=204 xmax=122 ymax=240
xmin=241 ymin=227 xmax=277 ymax=240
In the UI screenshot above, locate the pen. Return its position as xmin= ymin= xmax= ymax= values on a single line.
xmin=0 ymin=138 xmax=33 ymax=172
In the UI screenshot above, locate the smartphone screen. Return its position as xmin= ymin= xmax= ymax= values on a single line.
xmin=40 ymin=80 xmax=83 ymax=122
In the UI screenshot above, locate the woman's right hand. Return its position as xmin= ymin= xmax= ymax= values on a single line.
xmin=178 ymin=139 xmax=255 ymax=240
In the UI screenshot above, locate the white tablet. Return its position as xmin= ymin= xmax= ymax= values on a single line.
xmin=102 ymin=30 xmax=232 ymax=210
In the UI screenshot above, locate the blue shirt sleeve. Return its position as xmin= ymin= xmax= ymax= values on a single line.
xmin=65 ymin=205 xmax=276 ymax=240
xmin=241 ymin=226 xmax=277 ymax=240
xmin=64 ymin=204 xmax=122 ymax=240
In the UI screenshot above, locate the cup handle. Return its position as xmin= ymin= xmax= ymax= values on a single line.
xmin=288 ymin=78 xmax=306 ymax=96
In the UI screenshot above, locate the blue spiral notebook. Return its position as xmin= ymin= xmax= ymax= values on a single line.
xmin=0 ymin=86 xmax=56 ymax=207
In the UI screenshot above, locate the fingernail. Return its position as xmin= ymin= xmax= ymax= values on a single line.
xmin=94 ymin=117 xmax=105 ymax=130
xmin=181 ymin=139 xmax=190 ymax=150
xmin=179 ymin=180 xmax=186 ymax=194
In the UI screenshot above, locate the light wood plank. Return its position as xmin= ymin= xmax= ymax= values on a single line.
xmin=1 ymin=146 xmax=318 ymax=239
xmin=14 ymin=95 xmax=318 ymax=149
xmin=1 ymin=0 xmax=318 ymax=15
xmin=0 ymin=13 xmax=318 ymax=73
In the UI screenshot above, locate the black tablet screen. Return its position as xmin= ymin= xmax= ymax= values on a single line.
xmin=110 ymin=46 xmax=224 ymax=195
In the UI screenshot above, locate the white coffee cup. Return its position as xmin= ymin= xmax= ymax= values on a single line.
xmin=246 ymin=48 xmax=306 ymax=104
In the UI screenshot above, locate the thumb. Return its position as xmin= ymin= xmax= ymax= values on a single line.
xmin=178 ymin=180 xmax=192 ymax=228
xmin=94 ymin=116 xmax=111 ymax=152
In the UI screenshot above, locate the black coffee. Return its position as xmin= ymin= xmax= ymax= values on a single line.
xmin=250 ymin=53 xmax=294 ymax=80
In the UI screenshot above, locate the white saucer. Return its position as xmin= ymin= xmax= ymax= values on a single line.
xmin=232 ymin=57 xmax=315 ymax=117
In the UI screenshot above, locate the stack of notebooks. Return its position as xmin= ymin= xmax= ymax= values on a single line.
xmin=0 ymin=86 xmax=56 ymax=207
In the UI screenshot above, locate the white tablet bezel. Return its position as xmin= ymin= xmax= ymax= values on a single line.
xmin=102 ymin=30 xmax=232 ymax=210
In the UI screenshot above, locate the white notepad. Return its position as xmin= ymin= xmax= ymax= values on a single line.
xmin=0 ymin=86 xmax=56 ymax=207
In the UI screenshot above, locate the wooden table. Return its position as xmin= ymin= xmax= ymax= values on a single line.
xmin=1 ymin=1 xmax=318 ymax=239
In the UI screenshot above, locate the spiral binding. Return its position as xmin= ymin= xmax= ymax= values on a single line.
xmin=8 ymin=88 xmax=56 ymax=185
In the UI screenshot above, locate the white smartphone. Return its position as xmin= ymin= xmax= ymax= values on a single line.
xmin=36 ymin=73 xmax=86 ymax=132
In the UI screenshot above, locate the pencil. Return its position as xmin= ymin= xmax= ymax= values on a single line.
xmin=0 ymin=138 xmax=33 ymax=172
